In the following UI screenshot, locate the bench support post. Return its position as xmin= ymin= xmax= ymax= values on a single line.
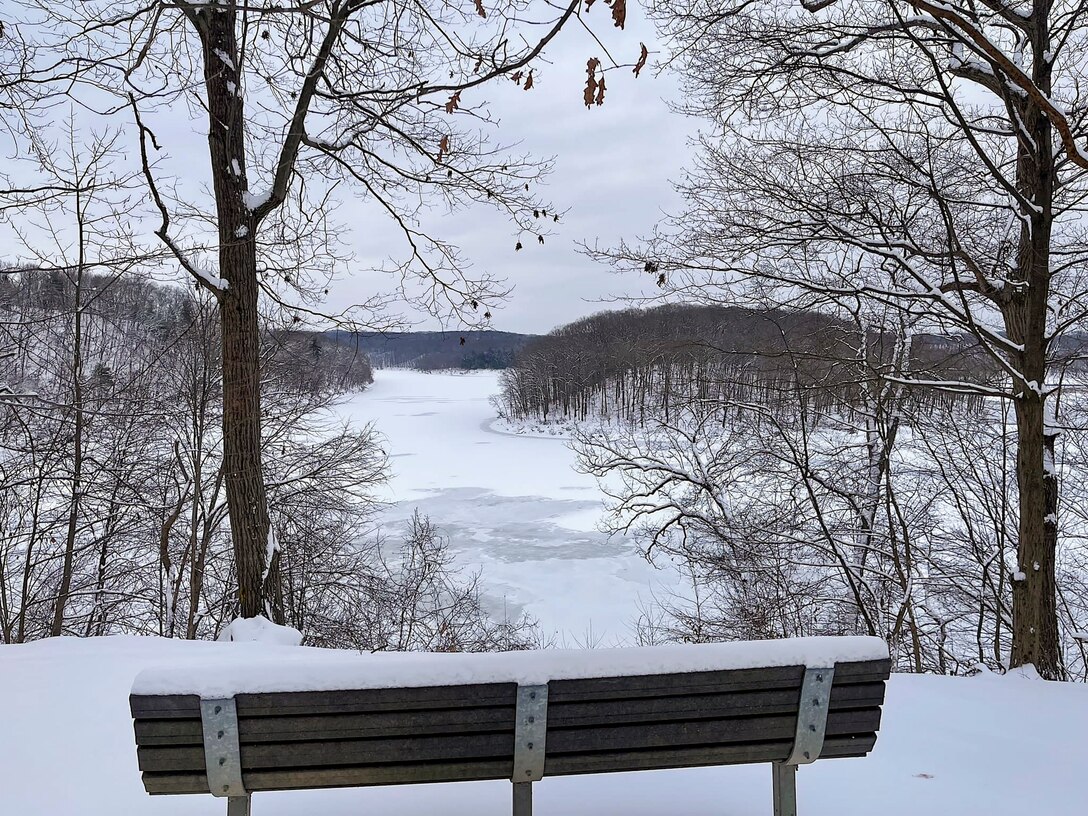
xmin=511 ymin=685 xmax=548 ymax=816
xmin=771 ymin=763 xmax=797 ymax=816
xmin=513 ymin=782 xmax=533 ymax=816
xmin=226 ymin=795 xmax=251 ymax=816
xmin=772 ymin=665 xmax=836 ymax=816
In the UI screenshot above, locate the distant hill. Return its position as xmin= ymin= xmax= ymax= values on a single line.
xmin=324 ymin=329 xmax=537 ymax=370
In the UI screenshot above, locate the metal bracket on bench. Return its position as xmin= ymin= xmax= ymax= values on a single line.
xmin=200 ymin=698 xmax=247 ymax=799
xmin=512 ymin=684 xmax=549 ymax=816
xmin=772 ymin=666 xmax=836 ymax=816
xmin=785 ymin=666 xmax=835 ymax=766
xmin=513 ymin=684 xmax=549 ymax=783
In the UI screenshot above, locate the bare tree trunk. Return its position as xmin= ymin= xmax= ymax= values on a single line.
xmin=197 ymin=7 xmax=282 ymax=622
xmin=1006 ymin=9 xmax=1061 ymax=677
xmin=50 ymin=221 xmax=86 ymax=637
xmin=87 ymin=479 xmax=124 ymax=637
xmin=219 ymin=257 xmax=278 ymax=620
xmin=184 ymin=305 xmax=218 ymax=639
xmin=17 ymin=463 xmax=44 ymax=642
xmin=1010 ymin=397 xmax=1061 ymax=677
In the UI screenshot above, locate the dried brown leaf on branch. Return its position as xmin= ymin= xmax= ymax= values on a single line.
xmin=445 ymin=91 xmax=461 ymax=114
xmin=474 ymin=0 xmax=487 ymax=18
xmin=437 ymin=134 xmax=450 ymax=162
xmin=524 ymin=71 xmax=534 ymax=91
xmin=473 ymin=55 xmax=484 ymax=72
xmin=512 ymin=70 xmax=523 ymax=86
xmin=584 ymin=58 xmax=601 ymax=107
xmin=595 ymin=74 xmax=606 ymax=106
xmin=634 ymin=43 xmax=648 ymax=77
xmin=608 ymin=0 xmax=626 ymax=29
xmin=585 ymin=0 xmax=597 ymax=9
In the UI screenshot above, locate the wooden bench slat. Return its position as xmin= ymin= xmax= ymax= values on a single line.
xmin=142 ymin=771 xmax=209 ymax=795
xmin=140 ymin=733 xmax=878 ymax=795
xmin=129 ymin=683 xmax=518 ymax=720
xmin=138 ymin=731 xmax=518 ymax=773
xmin=547 ymin=659 xmax=890 ymax=703
xmin=141 ymin=758 xmax=514 ymax=795
xmin=133 ymin=706 xmax=516 ymax=746
xmin=237 ymin=684 xmax=518 ymax=718
xmin=545 ymin=733 xmax=879 ymax=777
xmin=547 ymin=665 xmax=803 ymax=703
xmin=129 ymin=694 xmax=203 ymax=720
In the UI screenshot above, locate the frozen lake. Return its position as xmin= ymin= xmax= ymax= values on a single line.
xmin=338 ymin=369 xmax=673 ymax=645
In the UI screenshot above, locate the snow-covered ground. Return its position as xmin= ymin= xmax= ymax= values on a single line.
xmin=338 ymin=369 xmax=674 ymax=645
xmin=2 ymin=635 xmax=1086 ymax=815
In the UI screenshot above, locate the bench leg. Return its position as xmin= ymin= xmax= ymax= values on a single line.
xmin=512 ymin=781 xmax=533 ymax=816
xmin=772 ymin=763 xmax=797 ymax=816
xmin=226 ymin=795 xmax=251 ymax=816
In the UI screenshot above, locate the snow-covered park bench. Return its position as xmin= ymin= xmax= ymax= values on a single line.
xmin=129 ymin=637 xmax=890 ymax=816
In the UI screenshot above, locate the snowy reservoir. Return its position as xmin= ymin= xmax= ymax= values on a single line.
xmin=337 ymin=369 xmax=675 ymax=644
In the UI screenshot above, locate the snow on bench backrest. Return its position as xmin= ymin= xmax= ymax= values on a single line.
xmin=131 ymin=635 xmax=889 ymax=698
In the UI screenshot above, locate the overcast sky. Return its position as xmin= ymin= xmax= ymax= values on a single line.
xmin=2 ymin=2 xmax=696 ymax=336
xmin=332 ymin=7 xmax=696 ymax=334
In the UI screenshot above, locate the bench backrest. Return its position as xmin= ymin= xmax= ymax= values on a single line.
xmin=130 ymin=657 xmax=890 ymax=795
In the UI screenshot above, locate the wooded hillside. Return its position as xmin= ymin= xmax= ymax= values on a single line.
xmin=327 ymin=330 xmax=534 ymax=371
xmin=0 ymin=268 xmax=380 ymax=642
xmin=496 ymin=304 xmax=1012 ymax=423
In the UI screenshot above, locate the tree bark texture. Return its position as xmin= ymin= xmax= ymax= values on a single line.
xmin=198 ymin=7 xmax=283 ymax=623
xmin=1004 ymin=0 xmax=1061 ymax=678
